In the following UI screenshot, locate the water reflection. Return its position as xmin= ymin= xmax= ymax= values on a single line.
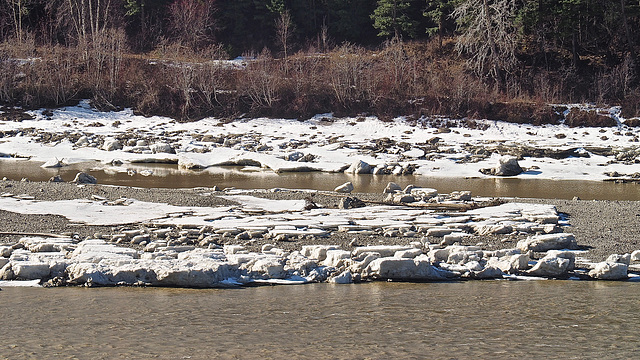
xmin=1 ymin=159 xmax=639 ymax=200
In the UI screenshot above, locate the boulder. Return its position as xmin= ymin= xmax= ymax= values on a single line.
xmin=339 ymin=197 xmax=366 ymax=209
xmin=0 ymin=246 xmax=13 ymax=257
xmin=11 ymin=261 xmax=52 ymax=280
xmin=345 ymin=160 xmax=371 ymax=174
xmin=72 ymin=172 xmax=97 ymax=184
xmin=102 ymin=139 xmax=122 ymax=151
xmin=394 ymin=248 xmax=423 ymax=259
xmin=631 ymin=250 xmax=640 ymax=262
xmin=589 ymin=262 xmax=628 ymax=280
xmin=410 ymin=187 xmax=438 ymax=200
xmin=517 ymin=233 xmax=577 ymax=252
xmin=322 ymin=250 xmax=351 ymax=267
xmin=527 ymin=251 xmax=575 ymax=277
xmin=301 ymin=245 xmax=341 ymax=262
xmin=383 ymin=182 xmax=402 ymax=194
xmin=75 ymin=136 xmax=90 ymax=147
xmin=441 ymin=232 xmax=468 ymax=246
xmin=365 ymin=257 xmax=447 ymax=280
xmin=286 ymin=151 xmax=304 ymax=161
xmin=251 ymin=258 xmax=285 ymax=278
xmin=150 ymin=143 xmax=175 ymax=154
xmin=480 ymin=156 xmax=523 ymax=176
xmin=334 ymin=182 xmax=354 ymax=193
xmin=49 ymin=175 xmax=64 ymax=183
xmin=387 ymin=193 xmax=415 ymax=203
xmin=606 ymin=253 xmax=631 ymax=265
xmin=468 ymin=265 xmax=504 ymax=279
xmin=329 ymin=270 xmax=353 ymax=284
xmin=353 ymin=245 xmax=413 ymax=258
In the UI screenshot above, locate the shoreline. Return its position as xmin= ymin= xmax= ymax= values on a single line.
xmin=1 ymin=179 xmax=640 ymax=287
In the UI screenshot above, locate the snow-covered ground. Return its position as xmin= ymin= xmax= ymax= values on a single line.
xmin=1 ymin=101 xmax=640 ymax=182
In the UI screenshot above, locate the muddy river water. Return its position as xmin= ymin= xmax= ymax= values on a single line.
xmin=2 ymin=159 xmax=640 ymax=200
xmin=2 ymin=160 xmax=640 ymax=359
xmin=2 ymin=281 xmax=640 ymax=359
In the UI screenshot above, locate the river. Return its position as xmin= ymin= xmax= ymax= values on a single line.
xmin=2 ymin=280 xmax=639 ymax=359
xmin=2 ymin=159 xmax=640 ymax=200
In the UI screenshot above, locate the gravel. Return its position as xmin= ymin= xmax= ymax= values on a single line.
xmin=1 ymin=179 xmax=638 ymax=262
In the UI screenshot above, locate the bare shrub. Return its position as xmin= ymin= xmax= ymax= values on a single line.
xmin=193 ymin=44 xmax=229 ymax=113
xmin=565 ymin=109 xmax=617 ymax=127
xmin=88 ymin=27 xmax=127 ymax=108
xmin=327 ymin=43 xmax=370 ymax=110
xmin=240 ymin=49 xmax=281 ymax=111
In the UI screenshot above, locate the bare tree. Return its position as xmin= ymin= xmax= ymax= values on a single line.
xmin=6 ymin=0 xmax=32 ymax=43
xmin=452 ymin=0 xmax=519 ymax=84
xmin=167 ymin=0 xmax=215 ymax=49
xmin=275 ymin=10 xmax=293 ymax=60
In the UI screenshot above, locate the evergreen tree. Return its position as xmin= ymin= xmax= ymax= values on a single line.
xmin=371 ymin=0 xmax=418 ymax=38
xmin=423 ymin=0 xmax=455 ymax=47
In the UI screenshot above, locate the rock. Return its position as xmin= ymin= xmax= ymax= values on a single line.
xmin=606 ymin=253 xmax=631 ymax=265
xmin=486 ymin=254 xmax=530 ymax=274
xmin=41 ymin=159 xmax=65 ymax=168
xmin=0 ymin=258 xmax=8 ymax=269
xmin=589 ymin=262 xmax=628 ymax=280
xmin=468 ymin=265 xmax=504 ymax=279
xmin=75 ymin=136 xmax=90 ymax=147
xmin=403 ymin=184 xmax=416 ymax=194
xmin=353 ymin=245 xmax=413 ymax=258
xmin=286 ymin=151 xmax=304 ymax=161
xmin=48 ymin=175 xmax=64 ymax=183
xmin=480 ymin=156 xmax=523 ymax=176
xmin=388 ymin=193 xmax=415 ymax=203
xmin=631 ymin=250 xmax=640 ymax=262
xmin=410 ymin=187 xmax=438 ymax=200
xmin=345 ymin=160 xmax=371 ymax=174
xmin=329 ymin=270 xmax=353 ymax=284
xmin=527 ymin=251 xmax=575 ymax=277
xmin=72 ymin=172 xmax=97 ymax=184
xmin=0 ymin=246 xmax=13 ymax=257
xmin=383 ymin=182 xmax=402 ymax=194
xmin=301 ymin=245 xmax=341 ymax=262
xmin=517 ymin=233 xmax=577 ymax=252
xmin=334 ymin=182 xmax=354 ymax=193
xmin=102 ymin=139 xmax=122 ymax=151
xmin=339 ymin=196 xmax=366 ymax=209
xmin=178 ymin=158 xmax=205 ymax=170
xmin=394 ymin=248 xmax=423 ymax=259
xmin=0 ymin=263 xmax=14 ymax=280
xmin=323 ymin=250 xmax=351 ymax=267
xmin=441 ymin=232 xmax=468 ymax=246
xmin=426 ymin=227 xmax=455 ymax=237
xmin=251 ymin=258 xmax=285 ymax=278
xmin=448 ymin=191 xmax=472 ymax=201
xmin=365 ymin=257 xmax=448 ymax=280
xmin=11 ymin=261 xmax=52 ymax=280
xmin=150 ymin=143 xmax=175 ymax=154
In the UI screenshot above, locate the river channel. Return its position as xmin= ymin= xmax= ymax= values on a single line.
xmin=2 ymin=280 xmax=639 ymax=359
xmin=2 ymin=159 xmax=640 ymax=200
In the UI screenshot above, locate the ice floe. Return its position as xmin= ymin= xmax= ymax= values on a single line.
xmin=1 ymin=193 xmax=639 ymax=287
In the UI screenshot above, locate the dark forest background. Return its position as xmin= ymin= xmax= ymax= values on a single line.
xmin=2 ymin=0 xmax=640 ymax=123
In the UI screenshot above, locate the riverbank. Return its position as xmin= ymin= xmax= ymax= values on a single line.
xmin=1 ymin=179 xmax=639 ymax=287
xmin=2 ymin=101 xmax=640 ymax=185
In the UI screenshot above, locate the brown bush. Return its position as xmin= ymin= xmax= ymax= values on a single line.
xmin=564 ymin=109 xmax=617 ymax=127
xmin=481 ymin=102 xmax=562 ymax=125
